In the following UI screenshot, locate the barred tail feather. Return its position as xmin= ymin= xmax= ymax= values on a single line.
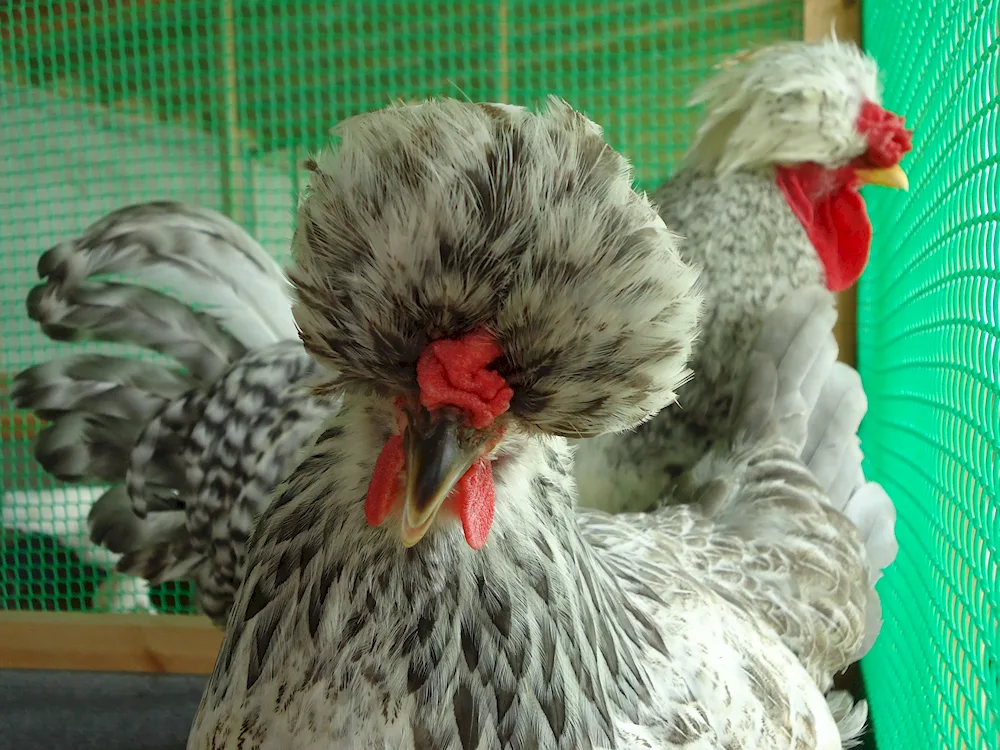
xmin=11 ymin=354 xmax=194 ymax=484
xmin=125 ymin=389 xmax=206 ymax=518
xmin=12 ymin=355 xmax=193 ymax=420
xmin=27 ymin=281 xmax=247 ymax=382
xmin=34 ymin=201 xmax=296 ymax=349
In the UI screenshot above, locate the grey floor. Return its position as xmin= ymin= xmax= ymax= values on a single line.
xmin=0 ymin=668 xmax=205 ymax=750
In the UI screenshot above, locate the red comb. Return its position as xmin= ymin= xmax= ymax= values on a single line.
xmin=855 ymin=100 xmax=913 ymax=168
xmin=416 ymin=329 xmax=513 ymax=429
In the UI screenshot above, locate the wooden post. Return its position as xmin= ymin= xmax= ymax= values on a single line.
xmin=803 ymin=0 xmax=866 ymax=702
xmin=217 ymin=0 xmax=252 ymax=229
xmin=804 ymin=0 xmax=862 ymax=367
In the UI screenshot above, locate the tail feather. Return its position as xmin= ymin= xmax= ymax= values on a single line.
xmin=35 ymin=201 xmax=296 ymax=349
xmin=87 ymin=486 xmax=186 ymax=556
xmin=13 ymin=202 xmax=307 ymax=616
xmin=840 ymin=481 xmax=897 ymax=660
xmin=805 ymin=361 xmax=898 ymax=662
xmin=689 ymin=286 xmax=895 ymax=687
xmin=758 ymin=287 xmax=899 ymax=662
xmin=12 ymin=354 xmax=196 ymax=485
xmin=12 ymin=355 xmax=194 ymax=415
xmin=826 ymin=691 xmax=869 ymax=749
xmin=126 ymin=388 xmax=208 ymax=518
xmin=803 ymin=361 xmax=868 ymax=507
xmin=27 ymin=281 xmax=247 ymax=382
xmin=117 ymin=534 xmax=202 ymax=586
xmin=31 ymin=412 xmax=145 ymax=482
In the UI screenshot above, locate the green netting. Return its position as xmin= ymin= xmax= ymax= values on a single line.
xmin=857 ymin=1 xmax=999 ymax=748
xmin=0 ymin=2 xmax=801 ymax=612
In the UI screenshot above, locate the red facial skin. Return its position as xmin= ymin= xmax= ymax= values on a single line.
xmin=775 ymin=100 xmax=913 ymax=292
xmin=364 ymin=330 xmax=512 ymax=550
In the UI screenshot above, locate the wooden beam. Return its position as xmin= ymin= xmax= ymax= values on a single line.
xmin=804 ymin=0 xmax=866 ymax=704
xmin=0 ymin=612 xmax=222 ymax=675
xmin=217 ymin=0 xmax=253 ymax=229
xmin=804 ymin=0 xmax=861 ymax=43
xmin=803 ymin=0 xmax=862 ymax=367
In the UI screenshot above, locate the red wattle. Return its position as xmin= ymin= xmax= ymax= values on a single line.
xmin=365 ymin=434 xmax=405 ymax=527
xmin=775 ymin=164 xmax=873 ymax=293
xmin=452 ymin=458 xmax=496 ymax=550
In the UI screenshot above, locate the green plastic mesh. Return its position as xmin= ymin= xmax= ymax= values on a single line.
xmin=857 ymin=0 xmax=999 ymax=748
xmin=0 ymin=2 xmax=801 ymax=614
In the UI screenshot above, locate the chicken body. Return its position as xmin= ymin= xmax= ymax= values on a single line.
xmin=194 ymin=387 xmax=853 ymax=749
xmin=190 ymin=97 xmax=883 ymax=749
xmin=578 ymin=172 xmax=822 ymax=511
xmin=12 ymin=203 xmax=332 ymax=625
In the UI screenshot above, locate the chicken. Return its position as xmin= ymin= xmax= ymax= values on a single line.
xmin=189 ymin=97 xmax=892 ymax=749
xmin=574 ymin=37 xmax=912 ymax=520
xmin=10 ymin=202 xmax=334 ymax=625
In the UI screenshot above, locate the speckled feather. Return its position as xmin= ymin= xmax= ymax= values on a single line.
xmin=12 ymin=202 xmax=336 ymax=625
xmin=575 ymin=38 xmax=887 ymax=508
xmin=189 ymin=98 xmax=869 ymax=749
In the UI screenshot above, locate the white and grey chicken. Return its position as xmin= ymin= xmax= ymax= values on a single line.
xmin=575 ymin=38 xmax=912 ymax=526
xmin=11 ymin=203 xmax=333 ymax=624
xmin=189 ymin=97 xmax=893 ymax=749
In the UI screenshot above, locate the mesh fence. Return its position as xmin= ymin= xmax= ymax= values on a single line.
xmin=857 ymin=0 xmax=999 ymax=748
xmin=0 ymin=2 xmax=800 ymax=612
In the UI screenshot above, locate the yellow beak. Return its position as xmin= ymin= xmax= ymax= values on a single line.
xmin=855 ymin=164 xmax=909 ymax=191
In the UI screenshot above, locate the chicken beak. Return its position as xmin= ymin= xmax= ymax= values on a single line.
xmin=400 ymin=408 xmax=483 ymax=548
xmin=855 ymin=164 xmax=909 ymax=191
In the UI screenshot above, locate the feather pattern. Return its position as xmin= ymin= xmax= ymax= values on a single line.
xmin=32 ymin=201 xmax=297 ymax=348
xmin=12 ymin=202 xmax=336 ymax=625
xmin=27 ymin=281 xmax=247 ymax=382
xmin=118 ymin=342 xmax=333 ymax=623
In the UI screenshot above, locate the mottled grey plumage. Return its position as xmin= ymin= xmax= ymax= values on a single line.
xmin=573 ymin=39 xmax=902 ymax=661
xmin=190 ymin=98 xmax=877 ymax=749
xmin=575 ymin=39 xmax=890 ymax=510
xmin=12 ymin=202 xmax=334 ymax=625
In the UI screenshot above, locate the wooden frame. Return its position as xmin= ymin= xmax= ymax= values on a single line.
xmin=0 ymin=613 xmax=222 ymax=674
xmin=803 ymin=0 xmax=864 ymax=368
xmin=0 ymin=0 xmax=862 ymax=675
xmin=802 ymin=0 xmax=864 ymax=698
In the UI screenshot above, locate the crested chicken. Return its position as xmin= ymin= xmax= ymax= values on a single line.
xmin=188 ymin=97 xmax=894 ymax=750
xmin=575 ymin=38 xmax=912 ymax=531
